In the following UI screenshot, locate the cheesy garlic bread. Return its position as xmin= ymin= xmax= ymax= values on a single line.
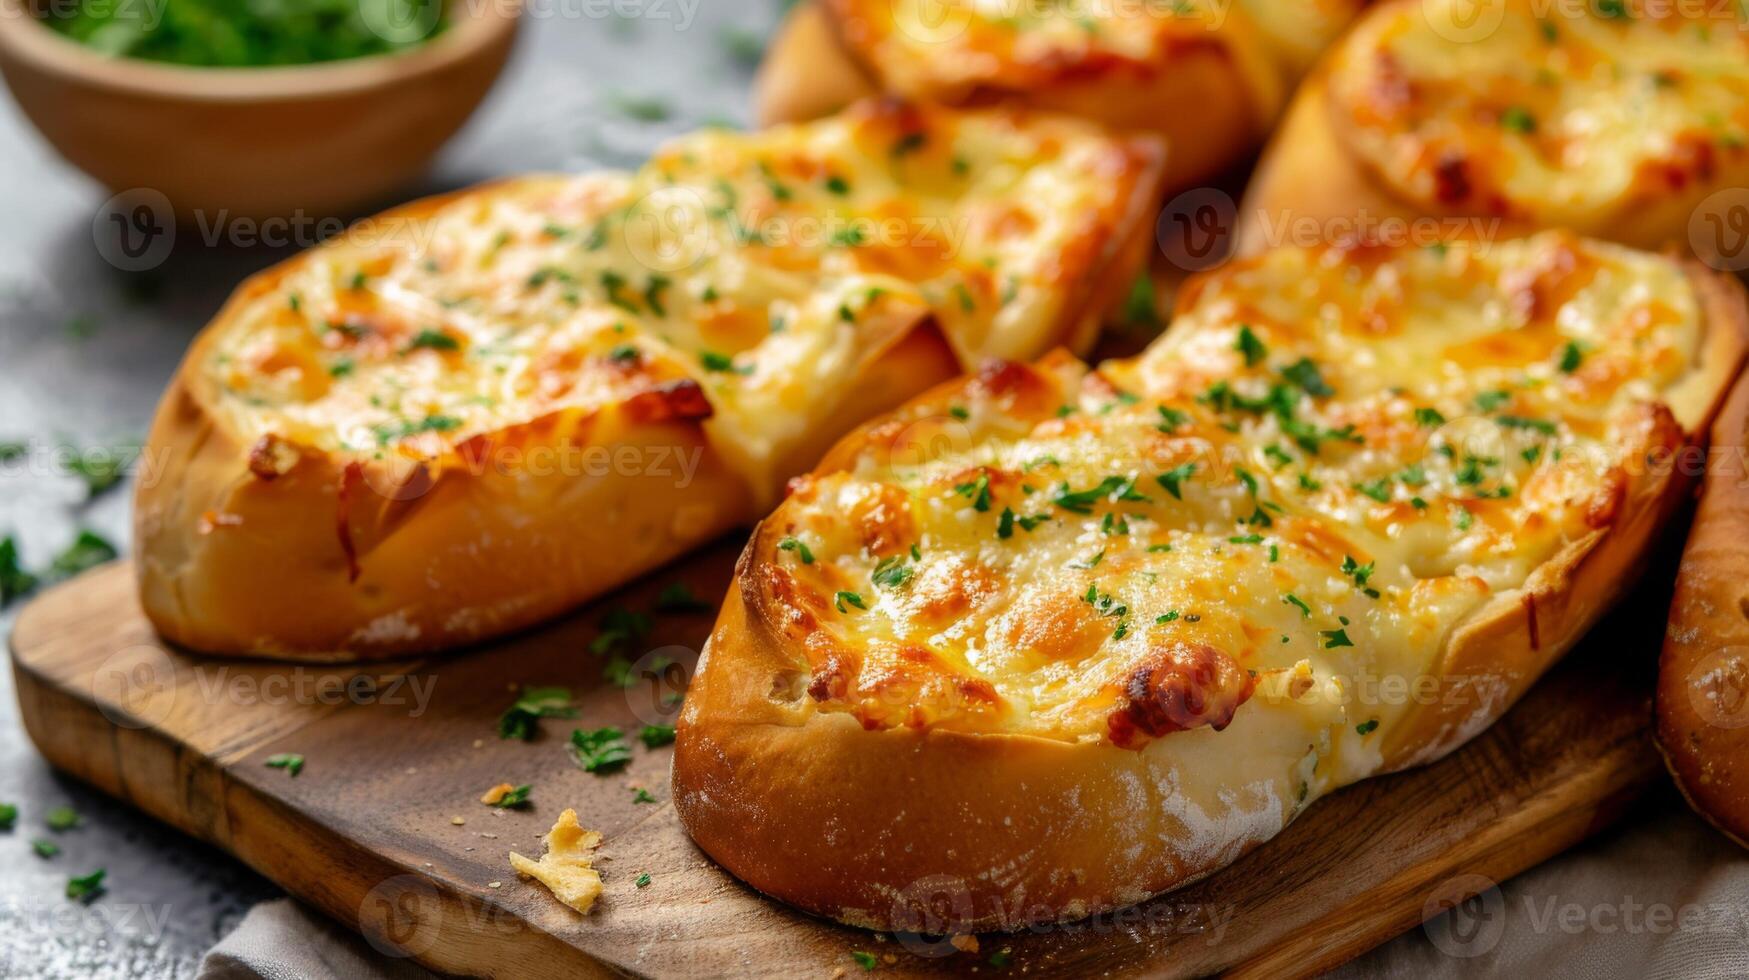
xmin=1661 ymin=367 xmax=1749 ymax=849
xmin=675 ymin=232 xmax=1749 ymax=931
xmin=756 ymin=1 xmax=1371 ymax=193
xmin=1240 ymin=0 xmax=1749 ymax=257
xmin=135 ymin=102 xmax=1166 ymax=659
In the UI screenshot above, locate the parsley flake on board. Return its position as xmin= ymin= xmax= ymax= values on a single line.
xmin=490 ymin=785 xmax=532 ymax=809
xmin=639 ymin=724 xmax=677 ymax=748
xmin=569 ymin=728 xmax=633 ymax=774
xmin=49 ymin=531 xmax=117 ymax=580
xmin=497 ymin=686 xmax=578 ymax=741
xmin=653 ymin=582 xmax=712 ymax=614
xmin=590 ymin=608 xmax=652 ymax=656
xmin=264 ymin=754 xmax=304 ymax=777
xmin=0 ymin=803 xmax=15 ymax=830
xmin=631 ymin=787 xmax=657 ymax=804
xmin=45 ymin=806 xmax=80 ymax=832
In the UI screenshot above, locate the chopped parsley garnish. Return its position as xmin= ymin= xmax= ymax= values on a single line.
xmin=1453 ymin=507 xmax=1475 ymax=532
xmin=989 ymin=948 xmax=1013 ymax=969
xmin=1354 ymin=479 xmax=1392 ymax=504
xmin=0 ymin=803 xmax=15 ymax=830
xmin=777 ymin=537 xmax=815 ymax=564
xmin=1497 ymin=416 xmax=1557 ymax=435
xmin=66 ymin=869 xmax=105 ymax=903
xmin=1283 ymin=594 xmax=1311 ymax=618
xmin=64 ymin=447 xmax=132 ymax=497
xmin=851 ymin=951 xmax=879 ymax=970
xmin=700 ymin=351 xmax=749 ymax=374
xmin=998 ymin=507 xmax=1016 ymax=539
xmin=1053 ymin=475 xmax=1147 ymax=513
xmin=0 ymin=537 xmax=37 ymax=605
xmin=1235 ymin=324 xmax=1267 ymax=367
xmin=1558 ymin=341 xmax=1583 ymax=373
xmin=1280 ymin=359 xmax=1334 ymax=398
xmin=1474 ymin=390 xmax=1512 ymax=412
xmin=1156 ymin=610 xmax=1180 ymax=624
xmin=1341 ymin=555 xmax=1381 ymax=599
xmin=638 ymin=724 xmax=677 ymax=749
xmin=263 ymin=754 xmax=304 ymax=777
xmin=373 ymin=414 xmax=461 ymax=445
xmin=32 ymin=839 xmax=59 ymax=859
xmin=45 ymin=806 xmax=79 ymax=832
xmin=635 ymin=872 xmax=652 ymax=888
xmin=497 ymin=686 xmax=577 ymax=741
xmin=1321 ymin=617 xmax=1355 ymax=649
xmin=1415 ymin=407 xmax=1447 ymax=428
xmin=405 ymin=329 xmax=458 ymax=353
xmin=607 ymin=92 xmax=670 ymax=122
xmin=1356 ymin=719 xmax=1380 ymax=736
xmin=948 ymin=405 xmax=970 ymax=420
xmin=50 ymin=531 xmax=117 ymax=580
xmin=590 ymin=608 xmax=652 ymax=656
xmin=890 ymin=131 xmax=928 ymax=158
xmin=489 ymin=785 xmax=532 ymax=809
xmin=872 ymin=555 xmax=913 ymax=590
xmin=569 ymin=727 xmax=633 ymax=774
xmin=834 ymin=591 xmax=867 ymax=613
xmin=955 ymin=473 xmax=992 ymax=512
xmin=654 ymin=582 xmax=712 ymax=613
xmin=1500 ymin=106 xmax=1537 ymax=134
xmin=631 ymin=787 xmax=657 ymax=804
xmin=824 ymin=175 xmax=851 ymax=196
xmin=1157 ymin=406 xmax=1189 ymax=432
xmin=1122 ymin=273 xmax=1160 ymax=328
xmin=1156 ymin=463 xmax=1196 ymax=500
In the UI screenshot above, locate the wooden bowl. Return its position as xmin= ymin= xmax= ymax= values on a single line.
xmin=0 ymin=0 xmax=520 ymax=220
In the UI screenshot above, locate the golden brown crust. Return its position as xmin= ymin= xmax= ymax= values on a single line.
xmin=1660 ymin=354 xmax=1749 ymax=849
xmin=674 ymin=258 xmax=1749 ymax=932
xmin=1240 ymin=1 xmax=1749 ymax=256
xmin=758 ymin=2 xmax=1284 ymax=194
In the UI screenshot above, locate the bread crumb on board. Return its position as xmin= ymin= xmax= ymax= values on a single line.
xmin=479 ymin=783 xmax=517 ymax=805
xmin=510 ymin=808 xmax=604 ymax=914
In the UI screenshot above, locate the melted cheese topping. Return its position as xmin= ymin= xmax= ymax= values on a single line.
xmin=752 ymin=233 xmax=1699 ymax=750
xmin=828 ymin=0 xmax=1319 ymax=95
xmin=198 ymin=102 xmax=1156 ymax=498
xmin=509 ymin=808 xmax=603 ymax=913
xmin=1328 ymin=0 xmax=1749 ymax=230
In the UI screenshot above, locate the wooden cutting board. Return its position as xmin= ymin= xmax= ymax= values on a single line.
xmin=9 ymin=545 xmax=1671 ymax=979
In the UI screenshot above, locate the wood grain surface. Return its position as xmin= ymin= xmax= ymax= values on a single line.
xmin=9 ymin=546 xmax=1671 ymax=978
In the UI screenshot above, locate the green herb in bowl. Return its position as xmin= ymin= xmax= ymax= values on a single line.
xmin=36 ymin=0 xmax=448 ymax=67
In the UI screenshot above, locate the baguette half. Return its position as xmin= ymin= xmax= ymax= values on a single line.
xmin=1660 ymin=366 xmax=1749 ymax=848
xmin=1239 ymin=0 xmax=1749 ymax=258
xmin=756 ymin=1 xmax=1369 ymax=195
xmin=675 ymin=232 xmax=1749 ymax=932
xmin=136 ymin=103 xmax=1166 ymax=660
